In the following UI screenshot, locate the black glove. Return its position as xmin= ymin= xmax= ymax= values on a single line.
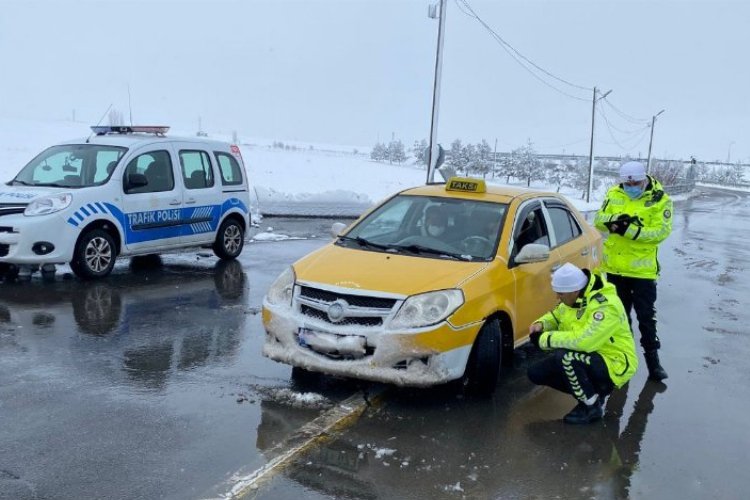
xmin=608 ymin=213 xmax=631 ymax=235
xmin=529 ymin=331 xmax=542 ymax=348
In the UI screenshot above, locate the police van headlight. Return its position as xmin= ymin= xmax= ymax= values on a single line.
xmin=24 ymin=193 xmax=73 ymax=216
xmin=390 ymin=289 xmax=464 ymax=329
xmin=266 ymin=266 xmax=296 ymax=307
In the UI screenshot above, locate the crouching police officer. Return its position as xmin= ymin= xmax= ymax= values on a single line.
xmin=594 ymin=161 xmax=673 ymax=380
xmin=527 ymin=263 xmax=638 ymax=424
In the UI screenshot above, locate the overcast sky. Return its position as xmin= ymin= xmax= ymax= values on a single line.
xmin=1 ymin=0 xmax=748 ymax=162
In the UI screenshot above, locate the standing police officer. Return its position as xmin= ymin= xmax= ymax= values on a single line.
xmin=594 ymin=161 xmax=672 ymax=380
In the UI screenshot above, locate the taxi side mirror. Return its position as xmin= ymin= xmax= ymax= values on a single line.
xmin=331 ymin=222 xmax=347 ymax=238
xmin=514 ymin=243 xmax=550 ymax=264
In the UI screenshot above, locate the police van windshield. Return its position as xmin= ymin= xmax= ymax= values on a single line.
xmin=10 ymin=144 xmax=127 ymax=188
xmin=339 ymin=194 xmax=507 ymax=261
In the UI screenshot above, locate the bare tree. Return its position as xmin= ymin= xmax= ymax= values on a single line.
xmin=108 ymin=109 xmax=124 ymax=126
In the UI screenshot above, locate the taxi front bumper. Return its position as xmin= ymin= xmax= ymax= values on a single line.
xmin=262 ymin=301 xmax=482 ymax=387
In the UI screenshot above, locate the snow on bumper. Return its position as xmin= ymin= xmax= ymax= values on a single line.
xmin=262 ymin=302 xmax=480 ymax=387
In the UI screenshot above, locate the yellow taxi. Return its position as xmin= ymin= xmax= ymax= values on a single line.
xmin=262 ymin=178 xmax=602 ymax=394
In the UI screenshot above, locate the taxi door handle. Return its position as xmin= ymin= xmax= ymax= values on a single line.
xmin=580 ymin=248 xmax=589 ymax=256
xmin=185 ymin=198 xmax=197 ymax=205
xmin=168 ymin=199 xmax=181 ymax=206
xmin=551 ymin=263 xmax=561 ymax=272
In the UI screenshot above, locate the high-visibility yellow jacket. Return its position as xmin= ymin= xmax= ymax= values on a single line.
xmin=594 ymin=176 xmax=673 ymax=280
xmin=536 ymin=270 xmax=638 ymax=388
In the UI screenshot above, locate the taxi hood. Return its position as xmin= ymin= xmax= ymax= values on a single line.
xmin=293 ymin=243 xmax=488 ymax=296
xmin=0 ymin=186 xmax=61 ymax=204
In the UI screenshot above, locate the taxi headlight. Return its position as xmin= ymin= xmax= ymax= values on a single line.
xmin=24 ymin=193 xmax=73 ymax=216
xmin=266 ymin=266 xmax=296 ymax=307
xmin=390 ymin=289 xmax=464 ymax=329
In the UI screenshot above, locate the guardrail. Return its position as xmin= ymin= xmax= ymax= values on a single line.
xmin=664 ymin=182 xmax=695 ymax=195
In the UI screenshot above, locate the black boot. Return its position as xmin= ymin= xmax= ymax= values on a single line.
xmin=563 ymin=399 xmax=604 ymax=425
xmin=644 ymin=350 xmax=668 ymax=381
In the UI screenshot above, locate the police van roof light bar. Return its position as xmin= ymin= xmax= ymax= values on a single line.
xmin=90 ymin=125 xmax=170 ymax=136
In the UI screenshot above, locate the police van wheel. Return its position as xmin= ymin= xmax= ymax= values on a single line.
xmin=70 ymin=229 xmax=116 ymax=279
xmin=458 ymin=318 xmax=501 ymax=397
xmin=213 ymin=219 xmax=244 ymax=260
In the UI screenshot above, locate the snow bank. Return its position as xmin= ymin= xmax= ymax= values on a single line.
xmin=0 ymin=117 xmax=691 ymax=219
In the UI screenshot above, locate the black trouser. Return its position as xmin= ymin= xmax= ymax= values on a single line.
xmin=528 ymin=349 xmax=614 ymax=403
xmin=606 ymin=273 xmax=661 ymax=351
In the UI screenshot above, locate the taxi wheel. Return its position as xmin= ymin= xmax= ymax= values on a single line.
xmin=213 ymin=219 xmax=245 ymax=260
xmin=70 ymin=229 xmax=116 ymax=280
xmin=460 ymin=319 xmax=501 ymax=396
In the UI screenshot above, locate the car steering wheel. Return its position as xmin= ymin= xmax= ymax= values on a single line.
xmin=462 ymin=236 xmax=491 ymax=255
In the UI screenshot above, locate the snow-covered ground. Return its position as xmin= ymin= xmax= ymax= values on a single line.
xmin=0 ymin=117 xmax=688 ymax=219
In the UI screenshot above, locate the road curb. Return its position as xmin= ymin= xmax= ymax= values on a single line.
xmin=208 ymin=387 xmax=387 ymax=499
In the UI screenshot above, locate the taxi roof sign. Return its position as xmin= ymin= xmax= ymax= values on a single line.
xmin=446 ymin=177 xmax=486 ymax=193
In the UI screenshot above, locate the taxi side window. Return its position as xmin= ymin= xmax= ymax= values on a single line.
xmin=546 ymin=205 xmax=582 ymax=247
xmin=180 ymin=150 xmax=215 ymax=189
xmin=124 ymin=150 xmax=175 ymax=194
xmin=214 ymin=152 xmax=243 ymax=186
xmin=513 ymin=204 xmax=550 ymax=254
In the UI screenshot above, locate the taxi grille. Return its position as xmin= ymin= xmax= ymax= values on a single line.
xmin=299 ymin=286 xmax=397 ymax=309
xmin=300 ymin=304 xmax=383 ymax=327
xmin=296 ymin=285 xmax=399 ymax=329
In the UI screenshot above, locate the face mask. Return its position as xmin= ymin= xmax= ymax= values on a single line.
xmin=427 ymin=225 xmax=445 ymax=237
xmin=623 ymin=184 xmax=644 ymax=199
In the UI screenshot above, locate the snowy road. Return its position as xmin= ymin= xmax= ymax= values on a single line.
xmin=0 ymin=187 xmax=748 ymax=499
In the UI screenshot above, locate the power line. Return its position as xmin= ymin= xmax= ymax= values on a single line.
xmin=454 ymin=0 xmax=591 ymax=102
xmin=597 ymin=107 xmax=650 ymax=151
xmin=598 ymin=108 xmax=649 ymax=135
xmin=601 ymin=97 xmax=648 ymax=124
xmin=457 ymin=0 xmax=591 ymax=91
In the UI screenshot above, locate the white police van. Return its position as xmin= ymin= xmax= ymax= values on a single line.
xmin=0 ymin=126 xmax=251 ymax=279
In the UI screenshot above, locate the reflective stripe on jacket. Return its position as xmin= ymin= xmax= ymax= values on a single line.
xmin=594 ymin=176 xmax=673 ymax=280
xmin=536 ymin=270 xmax=638 ymax=388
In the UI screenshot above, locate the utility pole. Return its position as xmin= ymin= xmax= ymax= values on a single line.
xmin=586 ymin=87 xmax=612 ymax=203
xmin=426 ymin=0 xmax=447 ymax=184
xmin=727 ymin=141 xmax=735 ymax=164
xmin=646 ymin=109 xmax=665 ymax=174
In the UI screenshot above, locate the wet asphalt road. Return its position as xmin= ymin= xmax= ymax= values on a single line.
xmin=1 ymin=189 xmax=749 ymax=499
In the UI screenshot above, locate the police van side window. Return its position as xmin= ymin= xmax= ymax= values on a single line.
xmin=94 ymin=150 xmax=123 ymax=184
xmin=180 ymin=150 xmax=214 ymax=189
xmin=123 ymin=150 xmax=175 ymax=194
xmin=214 ymin=152 xmax=243 ymax=186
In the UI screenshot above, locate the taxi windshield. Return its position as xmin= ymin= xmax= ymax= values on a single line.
xmin=338 ymin=194 xmax=507 ymax=261
xmin=11 ymin=144 xmax=127 ymax=188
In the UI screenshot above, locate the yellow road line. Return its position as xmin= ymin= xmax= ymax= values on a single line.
xmin=206 ymin=388 xmax=386 ymax=499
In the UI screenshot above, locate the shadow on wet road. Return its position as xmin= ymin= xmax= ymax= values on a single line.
xmin=255 ymin=346 xmax=668 ymax=500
